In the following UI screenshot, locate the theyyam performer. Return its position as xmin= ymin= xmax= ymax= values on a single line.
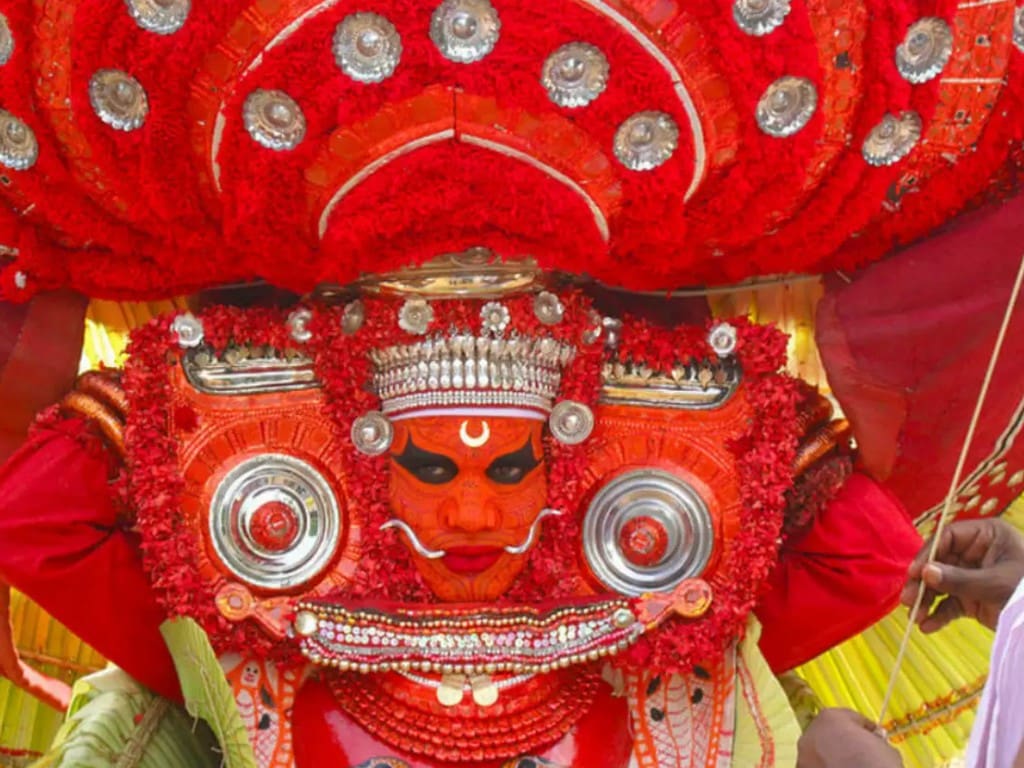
xmin=0 ymin=0 xmax=1021 ymax=766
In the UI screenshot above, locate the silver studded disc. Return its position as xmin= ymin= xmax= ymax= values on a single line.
xmin=583 ymin=469 xmax=714 ymax=597
xmin=862 ymin=111 xmax=922 ymax=166
xmin=288 ymin=307 xmax=314 ymax=343
xmin=533 ymin=291 xmax=564 ymax=325
xmin=896 ymin=18 xmax=953 ymax=84
xmin=89 ymin=69 xmax=149 ymax=131
xmin=707 ymin=322 xmax=738 ymax=357
xmin=342 ymin=300 xmax=365 ymax=335
xmin=0 ymin=111 xmax=37 ymax=171
xmin=334 ymin=13 xmax=402 ymax=84
xmin=542 ymin=42 xmax=609 ymax=108
xmin=351 ymin=411 xmax=394 ymax=456
xmin=549 ymin=400 xmax=594 ymax=445
xmin=614 ymin=111 xmax=679 ymax=171
xmin=733 ymin=0 xmax=791 ymax=36
xmin=1014 ymin=7 xmax=1023 ymax=54
xmin=0 ymin=13 xmax=14 ymax=66
xmin=756 ymin=76 xmax=817 ymax=138
xmin=125 ymin=0 xmax=190 ymax=34
xmin=243 ymin=89 xmax=306 ymax=151
xmin=398 ymin=299 xmax=434 ymax=335
xmin=208 ymin=454 xmax=341 ymax=591
xmin=430 ymin=0 xmax=500 ymax=64
xmin=170 ymin=312 xmax=204 ymax=348
xmin=480 ymin=301 xmax=510 ymax=335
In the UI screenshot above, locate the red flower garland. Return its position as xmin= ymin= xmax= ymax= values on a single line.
xmin=123 ymin=300 xmax=800 ymax=672
xmin=611 ymin=317 xmax=801 ymax=673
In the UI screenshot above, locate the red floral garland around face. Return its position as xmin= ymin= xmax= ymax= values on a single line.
xmin=123 ymin=300 xmax=798 ymax=672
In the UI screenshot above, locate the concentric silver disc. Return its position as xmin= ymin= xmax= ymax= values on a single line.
xmin=583 ymin=469 xmax=714 ymax=596
xmin=208 ymin=454 xmax=341 ymax=591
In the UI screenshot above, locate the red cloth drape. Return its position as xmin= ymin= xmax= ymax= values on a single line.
xmin=0 ymin=292 xmax=88 ymax=463
xmin=756 ymin=472 xmax=922 ymax=671
xmin=0 ymin=418 xmax=180 ymax=701
xmin=817 ymin=194 xmax=1024 ymax=521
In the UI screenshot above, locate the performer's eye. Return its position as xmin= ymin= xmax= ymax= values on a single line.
xmin=486 ymin=439 xmax=540 ymax=485
xmin=393 ymin=438 xmax=459 ymax=484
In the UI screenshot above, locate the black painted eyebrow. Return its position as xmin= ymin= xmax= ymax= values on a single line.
xmin=392 ymin=436 xmax=459 ymax=482
xmin=485 ymin=438 xmax=541 ymax=484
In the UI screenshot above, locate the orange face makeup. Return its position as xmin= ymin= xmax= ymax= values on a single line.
xmin=388 ymin=415 xmax=548 ymax=602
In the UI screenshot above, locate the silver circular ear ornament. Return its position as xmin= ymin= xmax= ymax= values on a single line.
xmin=549 ymin=400 xmax=594 ymax=445
xmin=352 ymin=411 xmax=394 ymax=456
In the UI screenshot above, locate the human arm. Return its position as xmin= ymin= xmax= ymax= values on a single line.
xmin=0 ymin=416 xmax=181 ymax=701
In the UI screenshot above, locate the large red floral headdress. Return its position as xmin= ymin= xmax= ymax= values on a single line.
xmin=0 ymin=0 xmax=1019 ymax=302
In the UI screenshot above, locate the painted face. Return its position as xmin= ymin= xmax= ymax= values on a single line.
xmin=388 ymin=415 xmax=548 ymax=602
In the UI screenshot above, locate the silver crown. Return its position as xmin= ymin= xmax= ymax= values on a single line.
xmin=369 ymin=333 xmax=576 ymax=418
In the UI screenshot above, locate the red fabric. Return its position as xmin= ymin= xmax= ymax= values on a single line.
xmin=0 ymin=418 xmax=180 ymax=701
xmin=0 ymin=292 xmax=88 ymax=463
xmin=817 ymin=193 xmax=1024 ymax=521
xmin=756 ymin=472 xmax=921 ymax=672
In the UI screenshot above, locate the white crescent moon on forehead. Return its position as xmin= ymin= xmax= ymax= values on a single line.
xmin=459 ymin=419 xmax=491 ymax=448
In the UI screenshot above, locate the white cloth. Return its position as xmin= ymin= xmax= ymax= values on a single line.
xmin=966 ymin=575 xmax=1024 ymax=767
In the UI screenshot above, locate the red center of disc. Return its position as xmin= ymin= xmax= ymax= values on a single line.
xmin=250 ymin=501 xmax=300 ymax=552
xmin=619 ymin=516 xmax=669 ymax=567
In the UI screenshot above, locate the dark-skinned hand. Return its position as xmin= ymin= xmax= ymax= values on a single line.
xmin=797 ymin=708 xmax=902 ymax=768
xmin=901 ymin=518 xmax=1024 ymax=633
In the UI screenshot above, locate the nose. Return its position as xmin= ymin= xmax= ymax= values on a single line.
xmin=441 ymin=478 xmax=500 ymax=532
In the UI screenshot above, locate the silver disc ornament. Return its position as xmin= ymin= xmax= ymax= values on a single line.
xmin=895 ymin=18 xmax=953 ymax=84
xmin=542 ymin=42 xmax=609 ymax=108
xmin=583 ymin=469 xmax=714 ymax=596
xmin=430 ymin=0 xmax=500 ymax=64
xmin=333 ymin=13 xmax=402 ymax=83
xmin=862 ymin=111 xmax=922 ymax=166
xmin=756 ymin=76 xmax=817 ymax=138
xmin=243 ymin=89 xmax=306 ymax=151
xmin=208 ymin=454 xmax=342 ymax=591
xmin=614 ymin=111 xmax=679 ymax=171
xmin=89 ymin=69 xmax=149 ymax=131
xmin=0 ymin=110 xmax=37 ymax=171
